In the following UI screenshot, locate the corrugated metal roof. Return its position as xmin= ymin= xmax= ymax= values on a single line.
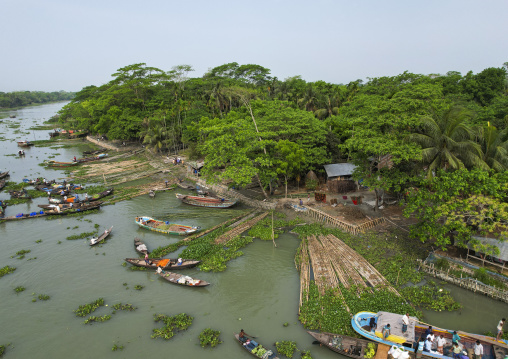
xmin=324 ymin=163 xmax=357 ymax=178
xmin=470 ymin=236 xmax=508 ymax=261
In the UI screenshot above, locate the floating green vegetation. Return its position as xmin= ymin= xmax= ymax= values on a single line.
xmin=35 ymin=239 xmax=42 ymax=243
xmin=275 ymin=341 xmax=297 ymax=358
xmin=29 ymin=124 xmax=55 ymax=130
xmin=283 ymin=322 xmax=289 ymax=327
xmin=14 ymin=286 xmax=26 ymax=293
xmin=112 ymin=303 xmax=137 ymax=311
xmin=134 ymin=285 xmax=144 ymax=290
xmin=3 ymin=181 xmax=29 ymax=192
xmin=75 ymin=185 xmax=107 ymax=195
xmin=4 ymin=154 xmax=16 ymax=157
xmin=11 ymin=249 xmax=31 ymax=259
xmin=0 ymin=266 xmax=16 ymax=278
xmin=198 ymin=328 xmax=222 ymax=348
xmin=112 ymin=343 xmax=124 ymax=351
xmin=72 ymin=225 xmax=79 ymax=229
xmin=400 ymin=281 xmax=462 ymax=311
xmin=27 ymin=257 xmax=37 ymax=261
xmin=66 ymin=231 xmax=96 ymax=240
xmin=129 ymin=266 xmax=147 ymax=271
xmin=38 ymin=294 xmax=50 ymax=301
xmin=0 ymin=343 xmax=11 ymax=356
xmin=301 ymin=350 xmax=313 ymax=359
xmin=151 ymin=313 xmax=194 ymax=340
xmin=74 ymin=298 xmax=105 ymax=317
xmin=84 ymin=315 xmax=112 ymax=324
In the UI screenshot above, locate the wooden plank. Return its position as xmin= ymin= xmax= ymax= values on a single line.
xmin=374 ymin=343 xmax=391 ymax=359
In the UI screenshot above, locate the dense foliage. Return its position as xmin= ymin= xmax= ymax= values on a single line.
xmin=56 ymin=61 xmax=508 ymax=248
xmin=0 ymin=91 xmax=75 ymax=108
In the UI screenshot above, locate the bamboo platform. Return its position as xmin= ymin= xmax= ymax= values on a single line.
xmin=300 ymin=206 xmax=386 ymax=234
xmin=297 ymin=239 xmax=311 ymax=313
xmin=214 ymin=212 xmax=268 ymax=244
xmin=183 ymin=211 xmax=254 ymax=242
xmin=417 ymin=259 xmax=508 ymax=303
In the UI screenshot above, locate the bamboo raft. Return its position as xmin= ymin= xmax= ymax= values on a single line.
xmin=214 ymin=212 xmax=268 ymax=244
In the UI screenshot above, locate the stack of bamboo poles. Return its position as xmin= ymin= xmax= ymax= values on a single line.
xmin=307 ymin=235 xmax=340 ymax=295
xmin=183 ymin=212 xmax=252 ymax=242
xmin=297 ymin=239 xmax=311 ymax=313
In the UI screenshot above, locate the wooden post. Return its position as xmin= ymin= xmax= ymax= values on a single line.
xmin=272 ymin=211 xmax=277 ymax=248
xmin=103 ymin=173 xmax=107 ymax=185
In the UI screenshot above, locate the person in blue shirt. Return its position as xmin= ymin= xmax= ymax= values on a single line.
xmin=382 ymin=324 xmax=391 ymax=339
xmin=452 ymin=331 xmax=460 ymax=345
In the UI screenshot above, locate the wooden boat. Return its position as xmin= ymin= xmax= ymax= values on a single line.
xmin=48 ymin=188 xmax=113 ymax=204
xmin=134 ymin=237 xmax=149 ymax=255
xmin=0 ymin=171 xmax=10 ymax=179
xmin=9 ymin=115 xmax=16 ymax=118
xmin=0 ymin=180 xmax=6 ymax=190
xmin=135 ymin=216 xmax=200 ymax=235
xmin=176 ymin=181 xmax=196 ymax=190
xmin=44 ymin=160 xmax=80 ymax=168
xmin=307 ymin=331 xmax=376 ymax=359
xmin=35 ymin=185 xmax=70 ymax=196
xmin=90 ymin=226 xmax=113 ymax=246
xmin=17 ymin=141 xmax=34 ymax=147
xmin=83 ymin=149 xmax=106 ymax=156
xmin=77 ymin=153 xmax=108 ymax=163
xmin=1 ymin=203 xmax=101 ymax=221
xmin=156 ymin=271 xmax=209 ymax=287
xmin=125 ymin=257 xmax=200 ymax=270
xmin=38 ymin=202 xmax=96 ymax=210
xmin=352 ymin=311 xmax=508 ymax=359
xmin=9 ymin=190 xmax=31 ymax=199
xmin=234 ymin=333 xmax=279 ymax=359
xmin=49 ymin=131 xmax=60 ymax=138
xmin=176 ymin=193 xmax=237 ymax=208
xmin=148 ymin=190 xmax=156 ymax=198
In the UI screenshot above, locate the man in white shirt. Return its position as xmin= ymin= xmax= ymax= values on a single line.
xmin=424 ymin=338 xmax=432 ymax=352
xmin=402 ymin=313 xmax=409 ymax=333
xmin=473 ymin=340 xmax=483 ymax=359
xmin=497 ymin=318 xmax=506 ymax=341
xmin=427 ymin=332 xmax=435 ymax=344
xmin=436 ymin=334 xmax=446 ymax=354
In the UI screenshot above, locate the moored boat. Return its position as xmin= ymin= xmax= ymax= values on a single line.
xmin=234 ymin=333 xmax=279 ymax=359
xmin=175 ymin=193 xmax=237 ymax=208
xmin=135 ymin=216 xmax=200 ymax=235
xmin=17 ymin=141 xmax=34 ymax=147
xmin=1 ymin=202 xmax=101 ymax=221
xmin=125 ymin=257 xmax=200 ymax=270
xmin=156 ymin=270 xmax=209 ymax=287
xmin=176 ymin=181 xmax=196 ymax=190
xmin=0 ymin=180 xmax=6 ymax=190
xmin=77 ymin=153 xmax=108 ymax=163
xmin=134 ymin=237 xmax=149 ymax=255
xmin=44 ymin=160 xmax=80 ymax=168
xmin=0 ymin=171 xmax=10 ymax=179
xmin=9 ymin=190 xmax=31 ymax=199
xmin=38 ymin=202 xmax=95 ymax=210
xmin=307 ymin=331 xmax=376 ymax=359
xmin=90 ymin=226 xmax=113 ymax=246
xmin=48 ymin=188 xmax=113 ymax=204
xmin=148 ymin=190 xmax=156 ymax=198
xmin=352 ymin=311 xmax=508 ymax=359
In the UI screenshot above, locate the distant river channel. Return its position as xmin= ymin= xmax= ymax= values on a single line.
xmin=0 ymin=103 xmax=506 ymax=358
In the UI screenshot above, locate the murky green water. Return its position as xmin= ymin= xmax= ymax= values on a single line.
xmin=0 ymin=104 xmax=506 ymax=358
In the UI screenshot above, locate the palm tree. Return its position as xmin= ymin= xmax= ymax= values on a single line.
xmin=476 ymin=123 xmax=508 ymax=172
xmin=139 ymin=117 xmax=169 ymax=153
xmin=407 ymin=107 xmax=486 ymax=178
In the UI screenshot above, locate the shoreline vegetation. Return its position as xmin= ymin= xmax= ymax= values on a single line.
xmin=0 ymin=91 xmax=75 ymax=110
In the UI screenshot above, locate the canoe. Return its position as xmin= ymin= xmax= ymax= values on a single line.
xmin=1 ymin=203 xmax=101 ymax=221
xmin=48 ymin=188 xmax=113 ymax=204
xmin=134 ymin=237 xmax=149 ymax=255
xmin=17 ymin=141 xmax=34 ymax=147
xmin=0 ymin=171 xmax=9 ymax=179
xmin=77 ymin=153 xmax=108 ymax=163
xmin=135 ymin=216 xmax=200 ymax=235
xmin=45 ymin=160 xmax=80 ymax=168
xmin=90 ymin=226 xmax=113 ymax=246
xmin=9 ymin=190 xmax=31 ymax=199
xmin=176 ymin=193 xmax=238 ymax=208
xmin=156 ymin=271 xmax=209 ymax=287
xmin=234 ymin=333 xmax=279 ymax=359
xmin=125 ymin=257 xmax=200 ymax=270
xmin=352 ymin=311 xmax=508 ymax=359
xmin=83 ymin=149 xmax=106 ymax=156
xmin=35 ymin=185 xmax=70 ymax=196
xmin=176 ymin=181 xmax=196 ymax=190
xmin=38 ymin=202 xmax=94 ymax=210
xmin=307 ymin=331 xmax=376 ymax=359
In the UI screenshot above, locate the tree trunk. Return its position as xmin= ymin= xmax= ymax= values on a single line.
xmin=374 ymin=188 xmax=379 ymax=212
xmin=256 ymin=173 xmax=268 ymax=199
xmin=285 ymin=175 xmax=288 ymax=198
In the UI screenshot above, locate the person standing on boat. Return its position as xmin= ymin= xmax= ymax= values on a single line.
xmin=424 ymin=337 xmax=432 ymax=352
xmin=415 ymin=338 xmax=425 ymax=359
xmin=382 ymin=324 xmax=390 ymax=339
xmin=497 ymin=318 xmax=506 ymax=341
xmin=177 ymin=258 xmax=183 ymax=266
xmin=402 ymin=313 xmax=409 ymax=333
xmin=473 ymin=340 xmax=483 ymax=359
xmin=156 ymin=265 xmax=163 ymax=274
xmin=452 ymin=342 xmax=461 ymax=359
xmin=452 ymin=331 xmax=460 ymax=345
xmin=436 ymin=334 xmax=446 ymax=355
xmin=144 ymin=253 xmax=151 ymax=266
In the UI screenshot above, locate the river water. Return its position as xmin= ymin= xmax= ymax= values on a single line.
xmin=0 ymin=103 xmax=506 ymax=358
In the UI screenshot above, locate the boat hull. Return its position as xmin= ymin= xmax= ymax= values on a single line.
xmin=156 ymin=271 xmax=209 ymax=287
xmin=135 ymin=216 xmax=200 ymax=235
xmin=176 ymin=193 xmax=237 ymax=208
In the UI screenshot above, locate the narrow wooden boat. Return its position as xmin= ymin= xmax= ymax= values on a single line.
xmin=35 ymin=185 xmax=70 ymax=196
xmin=1 ymin=203 xmax=101 ymax=221
xmin=17 ymin=141 xmax=34 ymax=147
xmin=0 ymin=171 xmax=10 ymax=179
xmin=352 ymin=311 xmax=508 ymax=359
xmin=307 ymin=331 xmax=376 ymax=359
xmin=0 ymin=180 xmax=6 ymax=190
xmin=9 ymin=190 xmax=31 ymax=199
xmin=45 ymin=160 xmax=80 ymax=168
xmin=156 ymin=271 xmax=209 ymax=287
xmin=176 ymin=193 xmax=237 ymax=208
xmin=134 ymin=237 xmax=149 ymax=255
xmin=38 ymin=202 xmax=94 ymax=210
xmin=176 ymin=181 xmax=196 ymax=190
xmin=125 ymin=257 xmax=200 ymax=270
xmin=90 ymin=226 xmax=113 ymax=246
xmin=83 ymin=149 xmax=105 ymax=156
xmin=48 ymin=188 xmax=113 ymax=204
xmin=77 ymin=153 xmax=108 ymax=163
xmin=234 ymin=333 xmax=279 ymax=359
xmin=135 ymin=216 xmax=200 ymax=235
